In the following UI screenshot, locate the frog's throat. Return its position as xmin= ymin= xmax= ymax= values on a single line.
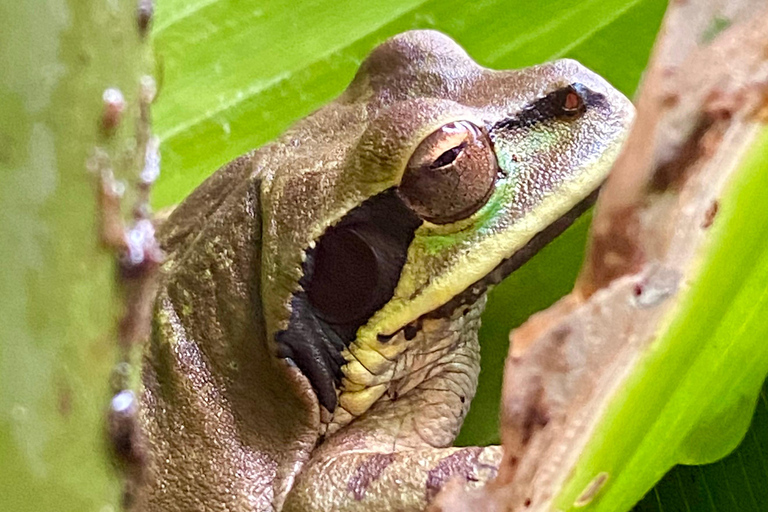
xmin=328 ymin=294 xmax=486 ymax=438
xmin=332 ymin=187 xmax=599 ymax=431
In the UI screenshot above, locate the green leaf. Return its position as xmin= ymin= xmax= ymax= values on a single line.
xmin=151 ymin=0 xmax=668 ymax=207
xmin=635 ymin=381 xmax=768 ymax=512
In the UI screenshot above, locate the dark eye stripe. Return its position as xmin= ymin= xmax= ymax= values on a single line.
xmin=492 ymin=83 xmax=604 ymax=131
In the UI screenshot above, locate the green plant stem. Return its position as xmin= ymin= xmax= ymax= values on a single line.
xmin=0 ymin=0 xmax=147 ymax=510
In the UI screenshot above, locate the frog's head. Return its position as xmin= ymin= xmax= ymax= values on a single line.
xmin=261 ymin=30 xmax=634 ymax=429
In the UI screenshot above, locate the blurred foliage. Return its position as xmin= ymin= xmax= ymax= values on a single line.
xmin=0 ymin=0 xmax=148 ymax=510
xmin=151 ymin=0 xmax=667 ymax=206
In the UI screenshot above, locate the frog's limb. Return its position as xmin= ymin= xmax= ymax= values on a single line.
xmin=285 ymin=298 xmax=500 ymax=511
xmin=283 ymin=445 xmax=502 ymax=512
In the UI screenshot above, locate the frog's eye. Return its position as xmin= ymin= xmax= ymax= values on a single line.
xmin=398 ymin=120 xmax=497 ymax=224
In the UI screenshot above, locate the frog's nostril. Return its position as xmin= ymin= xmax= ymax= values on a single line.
xmin=562 ymin=86 xmax=585 ymax=114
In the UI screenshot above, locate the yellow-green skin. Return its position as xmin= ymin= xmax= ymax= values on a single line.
xmin=138 ymin=30 xmax=633 ymax=512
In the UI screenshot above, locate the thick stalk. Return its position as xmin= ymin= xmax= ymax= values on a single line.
xmin=0 ymin=0 xmax=149 ymax=510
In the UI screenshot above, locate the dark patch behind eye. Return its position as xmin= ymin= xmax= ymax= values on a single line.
xmin=275 ymin=189 xmax=421 ymax=411
xmin=493 ymin=83 xmax=603 ymax=132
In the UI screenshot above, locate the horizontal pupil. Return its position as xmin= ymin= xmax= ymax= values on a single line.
xmin=431 ymin=141 xmax=467 ymax=168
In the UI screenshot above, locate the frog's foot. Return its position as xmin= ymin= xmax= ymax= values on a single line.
xmin=283 ymin=445 xmax=502 ymax=512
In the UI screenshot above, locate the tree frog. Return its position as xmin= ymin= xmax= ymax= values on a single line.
xmin=138 ymin=30 xmax=634 ymax=512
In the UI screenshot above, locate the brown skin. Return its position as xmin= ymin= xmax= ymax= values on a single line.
xmin=138 ymin=31 xmax=633 ymax=511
